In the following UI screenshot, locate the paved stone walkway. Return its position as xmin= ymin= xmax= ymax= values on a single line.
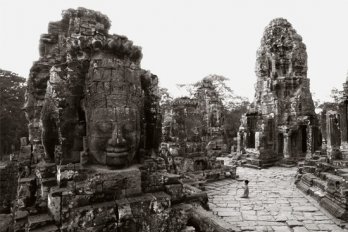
xmin=206 ymin=167 xmax=347 ymax=232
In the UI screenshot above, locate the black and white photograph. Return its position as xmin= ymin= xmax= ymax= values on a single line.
xmin=1 ymin=0 xmax=348 ymax=231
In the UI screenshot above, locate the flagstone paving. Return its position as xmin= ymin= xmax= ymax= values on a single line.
xmin=205 ymin=167 xmax=348 ymax=232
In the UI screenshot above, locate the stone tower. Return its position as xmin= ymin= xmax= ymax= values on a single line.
xmin=237 ymin=18 xmax=321 ymax=167
xmin=24 ymin=8 xmax=160 ymax=167
xmin=14 ymin=8 xmax=230 ymax=232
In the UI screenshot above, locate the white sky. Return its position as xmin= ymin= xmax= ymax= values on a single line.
xmin=1 ymin=0 xmax=348 ymax=102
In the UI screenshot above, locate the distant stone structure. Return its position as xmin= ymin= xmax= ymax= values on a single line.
xmin=12 ymin=8 xmax=233 ymax=232
xmin=297 ymin=74 xmax=348 ymax=221
xmin=162 ymin=78 xmax=236 ymax=180
xmin=237 ymin=18 xmax=321 ymax=168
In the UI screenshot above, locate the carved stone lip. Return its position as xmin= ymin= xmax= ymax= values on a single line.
xmin=106 ymin=152 xmax=129 ymax=158
xmin=106 ymin=147 xmax=129 ymax=158
xmin=106 ymin=147 xmax=129 ymax=153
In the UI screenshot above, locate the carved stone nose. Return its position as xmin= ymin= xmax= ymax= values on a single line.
xmin=108 ymin=125 xmax=126 ymax=147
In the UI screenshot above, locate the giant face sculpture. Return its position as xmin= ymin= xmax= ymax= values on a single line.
xmin=86 ymin=54 xmax=143 ymax=166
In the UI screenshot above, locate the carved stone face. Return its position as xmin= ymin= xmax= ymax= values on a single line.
xmin=86 ymin=55 xmax=143 ymax=166
xmin=88 ymin=107 xmax=141 ymax=166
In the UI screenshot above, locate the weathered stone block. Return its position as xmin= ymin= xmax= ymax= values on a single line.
xmin=165 ymin=184 xmax=184 ymax=201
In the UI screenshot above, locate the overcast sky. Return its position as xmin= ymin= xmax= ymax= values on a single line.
xmin=1 ymin=0 xmax=348 ymax=102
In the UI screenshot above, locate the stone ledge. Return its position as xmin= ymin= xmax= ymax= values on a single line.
xmin=30 ymin=224 xmax=58 ymax=232
xmin=320 ymin=197 xmax=348 ymax=221
xmin=297 ymin=180 xmax=348 ymax=229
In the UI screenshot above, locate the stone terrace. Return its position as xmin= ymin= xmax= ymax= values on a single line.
xmin=206 ymin=167 xmax=347 ymax=232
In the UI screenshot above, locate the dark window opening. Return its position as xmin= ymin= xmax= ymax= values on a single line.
xmin=301 ymin=125 xmax=307 ymax=153
xmin=278 ymin=133 xmax=284 ymax=155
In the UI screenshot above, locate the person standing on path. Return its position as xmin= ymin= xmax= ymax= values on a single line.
xmin=241 ymin=180 xmax=249 ymax=198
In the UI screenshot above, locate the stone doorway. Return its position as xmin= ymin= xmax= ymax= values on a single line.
xmin=248 ymin=131 xmax=255 ymax=148
xmin=300 ymin=125 xmax=307 ymax=153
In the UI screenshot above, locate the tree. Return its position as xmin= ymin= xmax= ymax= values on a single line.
xmin=224 ymin=101 xmax=249 ymax=139
xmin=330 ymin=87 xmax=343 ymax=104
xmin=177 ymin=74 xmax=250 ymax=138
xmin=0 ymin=69 xmax=28 ymax=159
xmin=158 ymin=87 xmax=173 ymax=106
xmin=315 ymin=87 xmax=343 ymax=113
xmin=178 ymin=74 xmax=249 ymax=111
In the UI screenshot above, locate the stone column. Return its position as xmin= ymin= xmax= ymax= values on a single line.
xmin=326 ymin=114 xmax=332 ymax=149
xmin=326 ymin=111 xmax=341 ymax=160
xmin=340 ymin=102 xmax=348 ymax=159
xmin=243 ymin=131 xmax=248 ymax=151
xmin=283 ymin=132 xmax=291 ymax=160
xmin=320 ymin=110 xmax=327 ymax=150
xmin=80 ymin=137 xmax=89 ymax=167
xmin=306 ymin=125 xmax=313 ymax=156
xmin=255 ymin=132 xmax=260 ymax=150
xmin=340 ymin=80 xmax=348 ymax=158
xmin=237 ymin=132 xmax=241 ymax=154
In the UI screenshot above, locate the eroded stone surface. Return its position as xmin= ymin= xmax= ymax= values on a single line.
xmin=12 ymin=8 xmax=233 ymax=232
xmin=296 ymin=75 xmax=348 ymax=222
xmin=161 ymin=78 xmax=236 ymax=181
xmin=24 ymin=7 xmax=160 ymax=167
xmin=237 ymin=18 xmax=320 ymax=168
xmin=206 ymin=167 xmax=346 ymax=231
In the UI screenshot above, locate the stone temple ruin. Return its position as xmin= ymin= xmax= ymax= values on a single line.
xmin=3 ymin=8 xmax=348 ymax=231
xmin=237 ymin=18 xmax=321 ymax=168
xmin=161 ymin=78 xmax=236 ymax=181
xmin=7 ymin=8 xmax=234 ymax=232
xmin=297 ymin=75 xmax=348 ymax=220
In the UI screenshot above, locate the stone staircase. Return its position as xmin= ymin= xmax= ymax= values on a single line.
xmin=296 ymin=157 xmax=348 ymax=221
xmin=277 ymin=158 xmax=297 ymax=168
xmin=243 ymin=157 xmax=277 ymax=169
xmin=241 ymin=149 xmax=280 ymax=169
xmin=27 ymin=214 xmax=57 ymax=232
xmin=14 ymin=163 xmax=59 ymax=232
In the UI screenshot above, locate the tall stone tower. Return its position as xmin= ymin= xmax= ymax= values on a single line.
xmin=237 ymin=18 xmax=321 ymax=167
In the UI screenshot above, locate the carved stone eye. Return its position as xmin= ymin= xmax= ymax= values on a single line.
xmin=97 ymin=122 xmax=113 ymax=133
xmin=123 ymin=123 xmax=134 ymax=132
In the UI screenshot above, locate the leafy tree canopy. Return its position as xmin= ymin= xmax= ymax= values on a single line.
xmin=0 ymin=69 xmax=28 ymax=158
xmin=175 ymin=74 xmax=250 ymax=138
xmin=177 ymin=74 xmax=249 ymax=111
